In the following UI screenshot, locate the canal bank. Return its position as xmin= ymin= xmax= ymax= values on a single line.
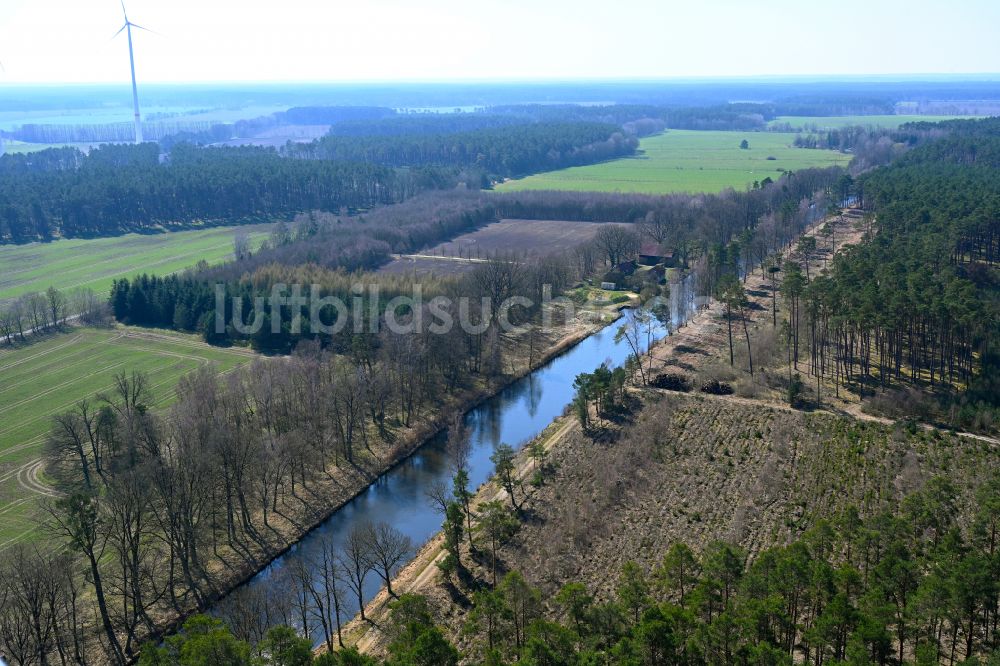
xmin=210 ymin=293 xmax=696 ymax=642
xmin=199 ymin=304 xmax=633 ymax=621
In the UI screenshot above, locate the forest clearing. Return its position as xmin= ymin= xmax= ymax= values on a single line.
xmin=360 ymin=388 xmax=999 ymax=662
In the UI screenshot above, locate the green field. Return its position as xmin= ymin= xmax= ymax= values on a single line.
xmin=0 ymin=223 xmax=273 ymax=305
xmin=494 ymin=130 xmax=852 ymax=195
xmin=0 ymin=326 xmax=258 ymax=548
xmin=768 ymin=114 xmax=980 ymax=130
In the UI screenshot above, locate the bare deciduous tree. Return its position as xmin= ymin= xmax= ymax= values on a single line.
xmin=233 ymin=230 xmax=252 ymax=261
xmin=425 ymin=480 xmax=452 ymax=516
xmin=311 ymin=541 xmax=346 ymax=650
xmin=362 ymin=522 xmax=412 ymax=599
xmin=0 ymin=546 xmax=89 ymax=666
xmin=45 ymin=286 xmax=66 ymax=329
xmin=593 ymin=224 xmax=640 ymax=267
xmin=639 ymin=210 xmax=670 ymax=244
xmin=340 ymin=524 xmax=374 ymax=622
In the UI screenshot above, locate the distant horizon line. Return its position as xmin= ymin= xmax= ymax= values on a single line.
xmin=3 ymin=73 xmax=1000 ymax=87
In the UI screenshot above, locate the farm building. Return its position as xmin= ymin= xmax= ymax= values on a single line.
xmin=638 ymin=242 xmax=678 ymax=267
xmin=615 ymin=260 xmax=637 ymax=276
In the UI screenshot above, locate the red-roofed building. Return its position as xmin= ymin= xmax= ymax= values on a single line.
xmin=638 ymin=242 xmax=677 ymax=267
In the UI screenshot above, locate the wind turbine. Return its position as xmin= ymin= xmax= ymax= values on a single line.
xmin=0 ymin=60 xmax=5 ymax=156
xmin=113 ymin=2 xmax=152 ymax=144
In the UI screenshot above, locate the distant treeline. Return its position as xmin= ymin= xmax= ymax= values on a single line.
xmin=157 ymin=106 xmax=655 ymax=151
xmin=326 ymin=109 xmax=664 ymax=143
xmin=1 ymin=105 xmax=396 ymax=147
xmin=6 ymin=78 xmax=1000 ymax=111
xmin=289 ymin=121 xmax=637 ymax=179
xmin=6 ymin=120 xmax=218 ymax=144
xmin=488 ymin=103 xmax=671 ymax=126
xmin=5 ymin=98 xmax=921 ymax=154
xmin=326 ymin=113 xmax=527 ymax=137
xmin=488 ymin=103 xmax=763 ymax=132
xmin=792 ymin=125 xmax=875 ymax=150
xmin=767 ymin=95 xmax=897 ymax=116
xmin=170 ymin=104 xmax=773 ymax=149
xmin=156 ymin=106 xmax=396 ymax=150
xmin=0 ymin=143 xmax=420 ymax=242
xmin=0 ymin=118 xmax=638 ymax=243
xmin=273 ymin=105 xmax=394 ymax=125
xmin=790 ymin=117 xmax=1000 ymax=154
xmin=899 ymin=115 xmax=1000 ymax=137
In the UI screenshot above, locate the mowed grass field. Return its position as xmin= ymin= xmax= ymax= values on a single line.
xmin=768 ymin=114 xmax=979 ymax=130
xmin=0 ymin=223 xmax=273 ymax=305
xmin=0 ymin=326 xmax=257 ymax=549
xmin=494 ymin=130 xmax=851 ymax=195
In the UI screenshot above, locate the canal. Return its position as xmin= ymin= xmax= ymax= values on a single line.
xmin=213 ymin=275 xmax=699 ymax=637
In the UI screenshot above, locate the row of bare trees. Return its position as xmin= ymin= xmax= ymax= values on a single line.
xmin=0 ymin=288 xmax=66 ymax=342
xmin=24 ymin=346 xmax=436 ymax=662
xmin=0 ymin=286 xmax=110 ymax=344
xmin=0 ymin=547 xmax=90 ymax=666
xmin=218 ymin=520 xmax=412 ymax=653
xmin=2 ymin=251 xmax=579 ymax=664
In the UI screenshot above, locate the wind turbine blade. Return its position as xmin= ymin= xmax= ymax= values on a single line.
xmin=120 ymin=0 xmax=128 ymax=21
xmin=111 ymin=23 xmax=128 ymax=40
xmin=129 ymin=23 xmax=163 ymax=36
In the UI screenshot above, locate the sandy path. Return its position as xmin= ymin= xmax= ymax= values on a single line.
xmin=344 ymin=417 xmax=578 ymax=654
xmin=391 ymin=253 xmax=492 ymax=264
xmin=16 ymin=458 xmax=61 ymax=498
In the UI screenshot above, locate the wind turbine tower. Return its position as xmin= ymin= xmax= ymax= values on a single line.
xmin=0 ymin=60 xmax=5 ymax=156
xmin=114 ymin=2 xmax=150 ymax=144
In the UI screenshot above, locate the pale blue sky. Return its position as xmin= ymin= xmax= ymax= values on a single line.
xmin=0 ymin=0 xmax=998 ymax=83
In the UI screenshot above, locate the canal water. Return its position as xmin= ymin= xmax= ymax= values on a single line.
xmin=214 ymin=275 xmax=698 ymax=636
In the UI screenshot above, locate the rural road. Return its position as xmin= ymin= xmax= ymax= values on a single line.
xmin=0 ymin=313 xmax=82 ymax=345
